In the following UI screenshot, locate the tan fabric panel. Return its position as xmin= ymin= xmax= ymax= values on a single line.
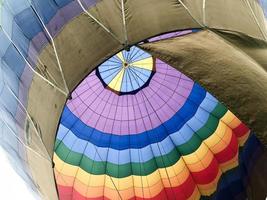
xmin=24 ymin=117 xmax=57 ymax=200
xmin=247 ymin=0 xmax=267 ymax=38
xmin=27 ymin=74 xmax=66 ymax=157
xmin=52 ymin=13 xmax=122 ymax=91
xmin=24 ymin=118 xmax=51 ymax=160
xmin=35 ymin=43 xmax=67 ymax=92
xmin=27 ymin=149 xmax=58 ymax=200
xmin=141 ymin=30 xmax=267 ymax=147
xmin=181 ymin=0 xmax=204 ymax=24
xmin=202 ymin=0 xmax=266 ymax=40
xmin=214 ymin=30 xmax=267 ymax=72
xmin=85 ymin=0 xmax=201 ymax=44
xmin=125 ymin=0 xmax=200 ymax=44
xmin=87 ymin=0 xmax=125 ymax=43
xmin=26 ymin=73 xmax=67 ymax=200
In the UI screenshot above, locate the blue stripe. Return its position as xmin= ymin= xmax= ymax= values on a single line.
xmin=60 ymin=83 xmax=206 ymax=150
xmin=56 ymin=94 xmax=218 ymax=164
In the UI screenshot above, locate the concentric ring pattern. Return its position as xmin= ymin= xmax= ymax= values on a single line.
xmin=54 ymin=46 xmax=251 ymax=200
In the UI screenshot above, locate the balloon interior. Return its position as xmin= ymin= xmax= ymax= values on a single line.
xmin=0 ymin=1 xmax=267 ymax=200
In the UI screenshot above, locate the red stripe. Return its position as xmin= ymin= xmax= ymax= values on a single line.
xmin=213 ymin=133 xmax=238 ymax=163
xmin=233 ymin=123 xmax=249 ymax=138
xmin=57 ymin=174 xmax=197 ymax=200
xmin=191 ymin=157 xmax=219 ymax=185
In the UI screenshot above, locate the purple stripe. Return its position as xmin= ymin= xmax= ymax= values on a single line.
xmin=148 ymin=30 xmax=193 ymax=42
xmin=66 ymin=60 xmax=194 ymax=135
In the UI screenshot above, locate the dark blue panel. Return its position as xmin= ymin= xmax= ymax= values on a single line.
xmin=0 ymin=87 xmax=18 ymax=116
xmin=204 ymin=134 xmax=263 ymax=200
xmin=12 ymin=22 xmax=30 ymax=59
xmin=54 ymin=0 xmax=74 ymax=8
xmin=3 ymin=45 xmax=26 ymax=77
xmin=31 ymin=0 xmax=58 ymax=24
xmin=14 ymin=8 xmax=43 ymax=39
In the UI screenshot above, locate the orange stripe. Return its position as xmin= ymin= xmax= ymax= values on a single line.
xmin=55 ymin=168 xmax=193 ymax=199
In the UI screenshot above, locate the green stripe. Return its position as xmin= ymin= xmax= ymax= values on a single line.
xmin=55 ymin=139 xmax=61 ymax=149
xmin=54 ymin=102 xmax=228 ymax=178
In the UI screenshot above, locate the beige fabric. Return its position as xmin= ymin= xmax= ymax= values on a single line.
xmin=124 ymin=0 xmax=200 ymax=44
xmin=27 ymin=74 xmax=66 ymax=157
xmin=201 ymin=0 xmax=267 ymax=39
xmin=17 ymin=119 xmax=56 ymax=200
xmin=40 ymin=14 xmax=123 ymax=92
xmin=27 ymin=149 xmax=58 ymax=200
xmin=35 ymin=40 xmax=68 ymax=93
xmin=26 ymin=74 xmax=66 ymax=199
xmin=214 ymin=30 xmax=267 ymax=72
xmin=88 ymin=0 xmax=125 ymax=43
xmin=181 ymin=0 xmax=204 ymax=24
xmin=246 ymin=0 xmax=267 ymax=38
xmin=180 ymin=0 xmax=267 ymax=39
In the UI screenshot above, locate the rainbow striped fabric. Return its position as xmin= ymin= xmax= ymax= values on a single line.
xmin=54 ymin=47 xmax=251 ymax=200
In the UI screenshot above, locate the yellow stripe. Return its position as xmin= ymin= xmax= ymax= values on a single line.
xmin=55 ymin=167 xmax=224 ymax=199
xmin=54 ymin=153 xmax=187 ymax=189
xmin=204 ymin=122 xmax=233 ymax=154
xmin=221 ymin=111 xmax=241 ymax=129
xmin=130 ymin=57 xmax=153 ymax=70
xmin=204 ymin=121 xmax=227 ymax=149
xmin=54 ymin=140 xmax=226 ymax=190
xmin=56 ymin=169 xmax=201 ymax=200
xmin=185 ymin=150 xmax=214 ymax=173
xmin=108 ymin=68 xmax=125 ymax=91
xmin=220 ymin=111 xmax=250 ymax=146
xmin=183 ymin=143 xmax=209 ymax=165
xmin=54 ymin=167 xmax=189 ymax=197
xmin=183 ymin=143 xmax=214 ymax=172
xmin=116 ymin=52 xmax=124 ymax=62
xmin=55 ymin=168 xmax=234 ymax=199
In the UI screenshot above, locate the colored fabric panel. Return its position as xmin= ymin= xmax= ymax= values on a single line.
xmin=54 ymin=47 xmax=253 ymax=200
